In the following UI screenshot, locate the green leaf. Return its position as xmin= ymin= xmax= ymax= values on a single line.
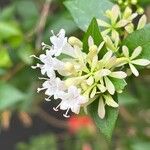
xmin=0 ymin=47 xmax=12 ymax=68
xmin=123 ymin=24 xmax=150 ymax=60
xmin=118 ymin=91 xmax=138 ymax=106
xmin=88 ymin=95 xmax=118 ymax=140
xmin=0 ymin=82 xmax=25 ymax=110
xmin=15 ymin=0 xmax=39 ymax=30
xmin=15 ymin=0 xmax=38 ymax=19
xmin=110 ymin=78 xmax=127 ymax=91
xmin=0 ymin=5 xmax=15 ymax=21
xmin=0 ymin=22 xmax=22 ymax=40
xmin=18 ymin=44 xmax=33 ymax=65
xmin=131 ymin=142 xmax=150 ymax=150
xmin=139 ymin=0 xmax=150 ymax=6
xmin=83 ymin=18 xmax=103 ymax=53
xmin=64 ymin=0 xmax=113 ymax=31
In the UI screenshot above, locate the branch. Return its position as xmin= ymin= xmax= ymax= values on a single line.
xmin=35 ymin=0 xmax=52 ymax=49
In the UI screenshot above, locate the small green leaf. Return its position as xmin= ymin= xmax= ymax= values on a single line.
xmin=64 ymin=0 xmax=113 ymax=31
xmin=110 ymin=78 xmax=127 ymax=91
xmin=83 ymin=18 xmax=103 ymax=53
xmin=0 ymin=47 xmax=12 ymax=68
xmin=123 ymin=24 xmax=150 ymax=60
xmin=0 ymin=82 xmax=25 ymax=110
xmin=0 ymin=22 xmax=22 ymax=42
xmin=88 ymin=95 xmax=118 ymax=140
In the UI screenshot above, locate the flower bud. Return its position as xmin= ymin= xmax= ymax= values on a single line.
xmin=131 ymin=0 xmax=137 ymax=5
xmin=87 ymin=45 xmax=98 ymax=61
xmin=68 ymin=36 xmax=83 ymax=48
xmin=65 ymin=62 xmax=74 ymax=72
xmin=137 ymin=7 xmax=144 ymax=15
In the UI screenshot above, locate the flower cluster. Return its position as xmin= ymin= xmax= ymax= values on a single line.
xmin=97 ymin=5 xmax=146 ymax=44
xmin=117 ymin=0 xmax=144 ymax=14
xmin=31 ymin=5 xmax=150 ymax=119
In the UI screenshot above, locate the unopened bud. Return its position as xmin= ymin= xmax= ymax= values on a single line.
xmin=87 ymin=45 xmax=98 ymax=61
xmin=124 ymin=1 xmax=129 ymax=6
xmin=118 ymin=0 xmax=123 ymax=4
xmin=137 ymin=7 xmax=144 ymax=15
xmin=68 ymin=36 xmax=83 ymax=48
xmin=131 ymin=0 xmax=137 ymax=5
xmin=81 ymin=82 xmax=88 ymax=91
xmin=65 ymin=62 xmax=74 ymax=72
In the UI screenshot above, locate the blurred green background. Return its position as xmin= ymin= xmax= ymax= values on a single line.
xmin=0 ymin=0 xmax=150 ymax=150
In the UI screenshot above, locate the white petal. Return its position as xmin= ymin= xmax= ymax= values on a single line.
xmin=62 ymin=43 xmax=76 ymax=58
xmin=137 ymin=15 xmax=147 ymax=30
xmin=98 ymin=97 xmax=105 ymax=119
xmin=104 ymin=77 xmax=115 ymax=95
xmin=104 ymin=94 xmax=119 ymax=107
xmin=116 ymin=19 xmax=128 ymax=28
xmin=102 ymin=50 xmax=113 ymax=62
xmin=86 ymin=76 xmax=94 ymax=86
xmin=104 ymin=36 xmax=117 ymax=52
xmin=71 ymin=105 xmax=80 ymax=114
xmin=129 ymin=13 xmax=138 ymax=20
xmin=131 ymin=59 xmax=150 ymax=66
xmin=111 ymin=30 xmax=120 ymax=42
xmin=101 ymin=29 xmax=111 ymax=36
xmin=123 ymin=7 xmax=132 ymax=19
xmin=109 ymin=71 xmax=127 ymax=79
xmin=129 ymin=63 xmax=139 ymax=76
xmin=97 ymin=19 xmax=110 ymax=27
xmin=97 ymin=41 xmax=105 ymax=53
xmin=97 ymin=84 xmax=106 ymax=93
xmin=90 ymin=87 xmax=97 ymax=98
xmin=125 ymin=23 xmax=134 ymax=33
xmin=122 ymin=45 xmax=129 ymax=57
xmin=111 ymin=5 xmax=120 ymax=24
xmin=98 ymin=69 xmax=111 ymax=77
xmin=88 ymin=36 xmax=94 ymax=47
xmin=130 ymin=46 xmax=142 ymax=60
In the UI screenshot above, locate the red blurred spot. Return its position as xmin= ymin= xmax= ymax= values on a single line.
xmin=68 ymin=115 xmax=95 ymax=134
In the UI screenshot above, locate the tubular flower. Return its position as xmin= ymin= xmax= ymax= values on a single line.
xmin=31 ymin=24 xmax=149 ymax=119
xmin=32 ymin=29 xmax=129 ymax=118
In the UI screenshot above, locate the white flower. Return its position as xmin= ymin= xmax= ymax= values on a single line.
xmin=49 ymin=29 xmax=67 ymax=56
xmin=54 ymin=86 xmax=87 ymax=118
xmin=31 ymin=50 xmax=64 ymax=78
xmin=122 ymin=46 xmax=150 ymax=76
xmin=37 ymin=77 xmax=66 ymax=100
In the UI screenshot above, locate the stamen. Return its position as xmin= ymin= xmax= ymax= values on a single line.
xmin=63 ymin=108 xmax=70 ymax=118
xmin=37 ymin=87 xmax=45 ymax=93
xmin=31 ymin=65 xmax=38 ymax=69
xmin=30 ymin=55 xmax=39 ymax=59
xmin=45 ymin=96 xmax=51 ymax=101
xmin=31 ymin=64 xmax=41 ymax=69
xmin=38 ymin=77 xmax=49 ymax=80
xmin=51 ymin=30 xmax=55 ymax=35
xmin=53 ymin=103 xmax=60 ymax=112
